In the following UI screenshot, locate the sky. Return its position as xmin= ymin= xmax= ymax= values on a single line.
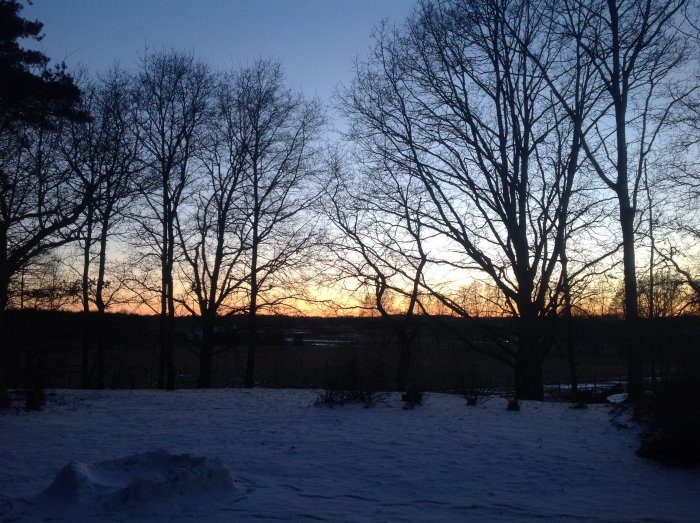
xmin=23 ymin=0 xmax=416 ymax=105
xmin=17 ymin=1 xmax=420 ymax=315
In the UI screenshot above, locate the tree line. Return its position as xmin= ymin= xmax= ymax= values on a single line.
xmin=1 ymin=0 xmax=700 ymax=405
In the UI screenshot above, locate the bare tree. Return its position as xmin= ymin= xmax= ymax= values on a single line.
xmin=0 ymin=121 xmax=92 ymax=398
xmin=343 ymin=0 xmax=584 ymax=399
xmin=132 ymin=50 xmax=213 ymax=390
xmin=0 ymin=0 xmax=88 ymax=406
xmin=323 ymin=151 xmax=430 ymax=391
xmin=175 ymin=73 xmax=251 ymax=388
xmin=655 ymin=29 xmax=700 ymax=314
xmin=234 ymin=61 xmax=324 ymax=388
xmin=642 ymin=164 xmax=700 ymax=315
xmin=13 ymin=252 xmax=76 ymax=311
xmin=63 ymin=68 xmax=140 ymax=388
xmin=528 ymin=0 xmax=690 ymax=400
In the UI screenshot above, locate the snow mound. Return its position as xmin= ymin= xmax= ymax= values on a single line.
xmin=38 ymin=449 xmax=233 ymax=508
xmin=607 ymin=392 xmax=628 ymax=404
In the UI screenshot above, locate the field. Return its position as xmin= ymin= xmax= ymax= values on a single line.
xmin=2 ymin=388 xmax=699 ymax=522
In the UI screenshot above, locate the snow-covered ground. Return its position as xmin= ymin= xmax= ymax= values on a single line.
xmin=1 ymin=389 xmax=698 ymax=522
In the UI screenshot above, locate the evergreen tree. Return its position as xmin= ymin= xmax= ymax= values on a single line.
xmin=0 ymin=0 xmax=86 ymax=407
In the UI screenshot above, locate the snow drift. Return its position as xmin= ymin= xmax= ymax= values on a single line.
xmin=6 ymin=449 xmax=234 ymax=521
xmin=38 ymin=449 xmax=233 ymax=507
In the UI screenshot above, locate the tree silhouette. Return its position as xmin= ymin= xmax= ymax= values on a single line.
xmin=132 ymin=50 xmax=213 ymax=390
xmin=526 ymin=0 xmax=690 ymax=400
xmin=62 ymin=68 xmax=140 ymax=389
xmin=234 ymin=61 xmax=323 ymax=388
xmin=175 ymin=71 xmax=251 ymax=388
xmin=0 ymin=0 xmax=87 ymax=407
xmin=344 ymin=0 xmax=582 ymax=399
xmin=323 ymin=152 xmax=429 ymax=391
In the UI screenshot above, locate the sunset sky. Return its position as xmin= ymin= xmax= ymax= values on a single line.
xmin=19 ymin=0 xmax=422 ymax=315
xmin=25 ymin=0 xmax=415 ymax=105
xmin=15 ymin=0 xmax=662 ymax=319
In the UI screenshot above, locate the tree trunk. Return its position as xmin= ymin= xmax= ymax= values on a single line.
xmin=96 ymin=305 xmax=106 ymax=389
xmin=562 ymin=253 xmax=578 ymax=401
xmin=81 ymin=204 xmax=94 ymax=389
xmin=0 ymin=291 xmax=8 ymax=408
xmin=158 ymin=184 xmax=169 ymax=389
xmin=0 ymin=225 xmax=10 ymax=408
xmin=565 ymin=314 xmax=577 ymax=402
xmin=166 ymin=267 xmax=176 ymax=390
xmin=608 ymin=0 xmax=642 ymax=401
xmin=515 ymin=313 xmax=544 ymax=400
xmin=396 ymin=330 xmax=412 ymax=392
xmin=198 ymin=312 xmax=214 ymax=388
xmin=621 ymin=203 xmax=643 ymax=400
xmin=165 ymin=198 xmax=177 ymax=390
xmin=95 ymin=219 xmax=109 ymax=390
xmin=514 ymin=353 xmax=544 ymax=401
xmin=646 ymin=172 xmax=657 ymax=392
xmin=159 ymin=250 xmax=167 ymax=390
xmin=396 ymin=254 xmax=424 ymax=392
xmin=245 ymin=278 xmax=258 ymax=389
xmin=80 ymin=313 xmax=90 ymax=388
xmin=245 ymin=205 xmax=259 ymax=389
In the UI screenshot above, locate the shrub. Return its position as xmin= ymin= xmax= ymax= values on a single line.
xmin=315 ymin=356 xmax=377 ymax=408
xmin=26 ymin=388 xmax=43 ymax=411
xmin=0 ymin=389 xmax=10 ymax=409
xmin=465 ymin=387 xmax=490 ymax=406
xmin=315 ymin=387 xmax=376 ymax=408
xmin=637 ymin=377 xmax=700 ymax=467
xmin=402 ymin=384 xmax=424 ymax=409
xmin=506 ymin=398 xmax=520 ymax=411
xmin=458 ymin=385 xmax=499 ymax=406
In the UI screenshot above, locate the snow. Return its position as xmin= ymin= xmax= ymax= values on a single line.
xmin=606 ymin=392 xmax=629 ymax=404
xmin=32 ymin=449 xmax=233 ymax=519
xmin=1 ymin=389 xmax=698 ymax=522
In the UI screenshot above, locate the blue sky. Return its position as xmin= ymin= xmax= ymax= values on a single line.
xmin=24 ymin=0 xmax=415 ymax=104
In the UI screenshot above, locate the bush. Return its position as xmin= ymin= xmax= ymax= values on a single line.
xmin=464 ymin=387 xmax=493 ymax=406
xmin=315 ymin=356 xmax=377 ymax=408
xmin=0 ymin=389 xmax=10 ymax=409
xmin=26 ymin=388 xmax=44 ymax=411
xmin=637 ymin=377 xmax=700 ymax=467
xmin=402 ymin=384 xmax=424 ymax=409
xmin=315 ymin=387 xmax=376 ymax=407
xmin=506 ymin=398 xmax=520 ymax=411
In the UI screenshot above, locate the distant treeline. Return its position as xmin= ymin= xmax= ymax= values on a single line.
xmin=6 ymin=310 xmax=699 ymax=392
